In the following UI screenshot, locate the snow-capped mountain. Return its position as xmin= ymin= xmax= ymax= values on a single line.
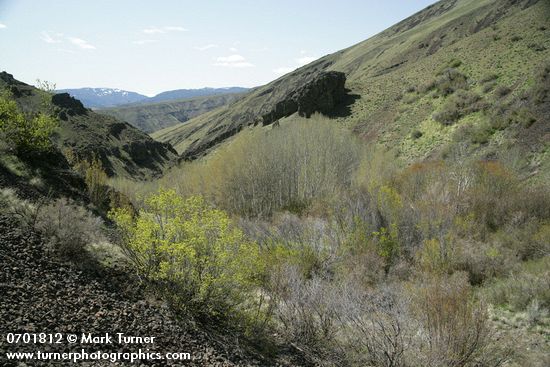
xmin=56 ymin=88 xmax=149 ymax=108
xmin=57 ymin=87 xmax=250 ymax=109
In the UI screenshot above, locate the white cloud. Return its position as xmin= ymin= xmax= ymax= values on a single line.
xmin=68 ymin=37 xmax=96 ymax=50
xmin=0 ymin=23 xmax=6 ymax=29
xmin=296 ymin=56 xmax=317 ymax=66
xmin=143 ymin=26 xmax=187 ymax=34
xmin=195 ymin=44 xmax=218 ymax=51
xmin=213 ymin=54 xmax=254 ymax=68
xmin=40 ymin=31 xmax=63 ymax=44
xmin=229 ymin=47 xmax=238 ymax=52
xmin=133 ymin=39 xmax=158 ymax=45
xmin=164 ymin=26 xmax=186 ymax=32
xmin=273 ymin=66 xmax=296 ymax=74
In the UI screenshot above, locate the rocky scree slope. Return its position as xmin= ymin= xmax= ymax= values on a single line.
xmin=0 ymin=215 xmax=266 ymax=366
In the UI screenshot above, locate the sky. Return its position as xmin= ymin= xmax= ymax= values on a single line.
xmin=0 ymin=0 xmax=437 ymax=96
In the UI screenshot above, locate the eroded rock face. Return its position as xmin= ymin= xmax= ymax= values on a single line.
xmin=52 ymin=93 xmax=88 ymax=118
xmin=262 ymin=71 xmax=347 ymax=125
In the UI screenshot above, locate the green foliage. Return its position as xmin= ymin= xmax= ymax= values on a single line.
xmin=109 ymin=189 xmax=264 ymax=320
xmin=433 ymin=68 xmax=469 ymax=97
xmin=0 ymin=90 xmax=57 ymax=152
xmin=372 ymin=224 xmax=399 ymax=265
xmin=84 ymin=157 xmax=109 ymax=207
xmin=65 ymin=150 xmax=111 ymax=208
xmin=432 ymin=91 xmax=484 ymax=125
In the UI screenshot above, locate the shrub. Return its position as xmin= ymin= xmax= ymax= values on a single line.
xmin=434 ymin=68 xmax=469 ymax=97
xmin=0 ymin=188 xmax=39 ymax=227
xmin=0 ymin=189 xmax=104 ymax=260
xmin=469 ymin=121 xmax=494 ymax=144
xmin=484 ymin=257 xmax=550 ymax=311
xmin=337 ymin=284 xmax=412 ymax=367
xmin=409 ymin=273 xmax=508 ymax=367
xmin=109 ymin=189 xmax=264 ymax=320
xmin=35 ymin=198 xmax=105 ymax=259
xmin=432 ymin=91 xmax=483 ymax=125
xmin=83 ymin=157 xmax=109 ymax=207
xmin=66 ymin=151 xmax=110 ymax=208
xmin=269 ymin=265 xmax=341 ymax=362
xmin=0 ymin=90 xmax=57 ymax=153
xmin=494 ymin=85 xmax=512 ymax=98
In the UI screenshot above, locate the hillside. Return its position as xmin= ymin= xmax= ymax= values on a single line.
xmin=152 ymin=0 xmax=550 ymax=179
xmin=1 ymin=72 xmax=178 ymax=179
xmin=145 ymin=87 xmax=249 ymax=104
xmin=101 ymin=92 xmax=246 ymax=133
xmin=56 ymin=88 xmax=148 ymax=108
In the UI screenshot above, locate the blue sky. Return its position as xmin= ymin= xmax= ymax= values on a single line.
xmin=0 ymin=0 xmax=437 ymax=95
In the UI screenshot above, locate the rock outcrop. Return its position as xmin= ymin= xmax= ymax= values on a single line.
xmin=262 ymin=71 xmax=347 ymax=125
xmin=52 ymin=92 xmax=88 ymax=118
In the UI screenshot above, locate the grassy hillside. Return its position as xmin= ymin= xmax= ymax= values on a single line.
xmin=152 ymin=0 xmax=549 ymax=180
xmin=101 ymin=92 xmax=246 ymax=133
xmin=0 ymin=72 xmax=178 ymax=179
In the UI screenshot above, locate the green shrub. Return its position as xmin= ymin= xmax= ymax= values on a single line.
xmin=109 ymin=188 xmax=264 ymax=320
xmin=434 ymin=68 xmax=469 ymax=97
xmin=0 ymin=90 xmax=57 ymax=152
xmin=433 ymin=91 xmax=483 ymax=125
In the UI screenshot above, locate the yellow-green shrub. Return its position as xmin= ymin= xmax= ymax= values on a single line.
xmin=109 ymin=188 xmax=264 ymax=319
xmin=0 ymin=91 xmax=57 ymax=152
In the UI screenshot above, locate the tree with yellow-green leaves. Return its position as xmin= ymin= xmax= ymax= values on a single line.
xmin=109 ymin=189 xmax=264 ymax=320
xmin=0 ymin=90 xmax=57 ymax=153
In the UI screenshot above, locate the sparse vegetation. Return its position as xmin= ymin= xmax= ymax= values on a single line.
xmin=2 ymin=0 xmax=550 ymax=365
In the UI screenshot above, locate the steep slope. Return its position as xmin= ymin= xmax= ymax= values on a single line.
xmin=152 ymin=0 xmax=549 ymax=178
xmin=57 ymin=87 xmax=148 ymax=108
xmin=101 ymin=92 xmax=246 ymax=133
xmin=1 ymin=72 xmax=178 ymax=179
xmin=0 ymin=214 xmax=266 ymax=366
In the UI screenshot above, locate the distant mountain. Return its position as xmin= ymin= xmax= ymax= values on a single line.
xmin=56 ymin=88 xmax=148 ymax=108
xmin=58 ymin=87 xmax=250 ymax=109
